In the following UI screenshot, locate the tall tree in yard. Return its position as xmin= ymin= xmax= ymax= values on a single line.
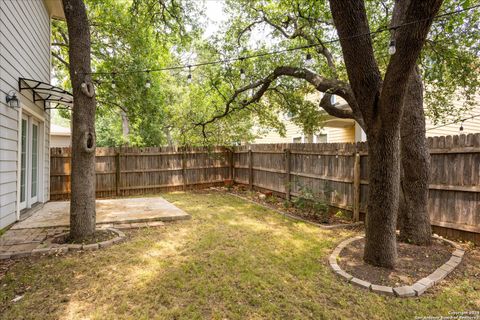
xmin=63 ymin=0 xmax=97 ymax=240
xmin=329 ymin=0 xmax=443 ymax=267
xmin=196 ymin=0 xmax=466 ymax=249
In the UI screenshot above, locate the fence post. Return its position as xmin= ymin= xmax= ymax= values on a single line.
xmin=248 ymin=149 xmax=253 ymax=190
xmin=182 ymin=148 xmax=187 ymax=191
xmin=115 ymin=152 xmax=121 ymax=196
xmin=285 ymin=148 xmax=291 ymax=200
xmin=229 ymin=149 xmax=234 ymax=181
xmin=353 ymin=152 xmax=361 ymax=222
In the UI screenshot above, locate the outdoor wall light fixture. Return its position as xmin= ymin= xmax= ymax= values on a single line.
xmin=5 ymin=91 xmax=19 ymax=108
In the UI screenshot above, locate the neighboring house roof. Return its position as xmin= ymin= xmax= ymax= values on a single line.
xmin=50 ymin=124 xmax=71 ymax=137
xmin=43 ymin=0 xmax=65 ymax=20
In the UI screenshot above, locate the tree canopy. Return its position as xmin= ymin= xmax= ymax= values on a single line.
xmin=52 ymin=0 xmax=480 ymax=147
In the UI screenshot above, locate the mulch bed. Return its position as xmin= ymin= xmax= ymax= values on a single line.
xmin=52 ymin=230 xmax=118 ymax=245
xmin=338 ymin=237 xmax=453 ymax=287
xmin=227 ymin=186 xmax=353 ymax=225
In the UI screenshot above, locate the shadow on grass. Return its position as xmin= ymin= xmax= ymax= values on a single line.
xmin=0 ymin=192 xmax=478 ymax=319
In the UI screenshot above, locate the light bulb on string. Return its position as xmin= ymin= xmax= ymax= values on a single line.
xmin=111 ymin=73 xmax=116 ymax=89
xmin=388 ymin=39 xmax=396 ymax=55
xmin=240 ymin=68 xmax=246 ymax=80
xmin=305 ymin=53 xmax=314 ymax=67
xmin=145 ymin=70 xmax=151 ymax=89
xmin=187 ymin=66 xmax=192 ymax=84
xmin=388 ymin=26 xmax=397 ymax=55
xmin=460 ymin=121 xmax=464 ymax=131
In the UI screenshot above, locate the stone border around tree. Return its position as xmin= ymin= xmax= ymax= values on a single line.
xmin=0 ymin=228 xmax=126 ymax=260
xmin=328 ymin=234 xmax=465 ymax=297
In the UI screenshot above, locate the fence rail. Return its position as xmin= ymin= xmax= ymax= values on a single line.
xmin=50 ymin=146 xmax=232 ymax=199
xmin=50 ymin=133 xmax=480 ymax=243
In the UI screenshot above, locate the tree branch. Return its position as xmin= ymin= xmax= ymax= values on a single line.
xmin=380 ymin=0 xmax=443 ymax=125
xmin=52 ymin=51 xmax=69 ymax=68
xmin=195 ymin=66 xmax=363 ymax=131
xmin=329 ymin=0 xmax=382 ymax=126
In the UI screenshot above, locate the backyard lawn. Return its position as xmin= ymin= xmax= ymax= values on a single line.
xmin=0 ymin=191 xmax=478 ymax=319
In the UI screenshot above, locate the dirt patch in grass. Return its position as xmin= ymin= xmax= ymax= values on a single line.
xmin=227 ymin=186 xmax=353 ymax=225
xmin=0 ymin=260 xmax=16 ymax=281
xmin=338 ymin=237 xmax=453 ymax=286
xmin=52 ymin=230 xmax=117 ymax=245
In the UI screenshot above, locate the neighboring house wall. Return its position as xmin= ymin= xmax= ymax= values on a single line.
xmin=253 ymin=121 xmax=356 ymax=144
xmin=0 ymin=0 xmax=52 ymax=228
xmin=254 ymin=103 xmax=480 ymax=146
xmin=326 ymin=126 xmax=355 ymax=143
xmin=50 ymin=124 xmax=71 ymax=147
xmin=50 ymin=135 xmax=70 ymax=148
xmin=425 ymin=108 xmax=480 ymax=137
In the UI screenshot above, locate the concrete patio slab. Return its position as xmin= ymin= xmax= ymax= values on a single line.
xmin=11 ymin=197 xmax=190 ymax=230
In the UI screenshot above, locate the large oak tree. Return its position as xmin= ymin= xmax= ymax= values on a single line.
xmin=329 ymin=0 xmax=442 ymax=266
xmin=63 ymin=0 xmax=97 ymax=240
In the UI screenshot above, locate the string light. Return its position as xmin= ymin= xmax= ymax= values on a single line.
xmin=187 ymin=66 xmax=192 ymax=84
xmin=240 ymin=68 xmax=246 ymax=80
xmin=459 ymin=121 xmax=464 ymax=131
xmin=80 ymin=5 xmax=480 ymax=78
xmin=145 ymin=70 xmax=151 ymax=88
xmin=111 ymin=75 xmax=116 ymax=89
xmin=388 ymin=26 xmax=397 ymax=55
xmin=388 ymin=39 xmax=396 ymax=55
xmin=305 ymin=53 xmax=314 ymax=67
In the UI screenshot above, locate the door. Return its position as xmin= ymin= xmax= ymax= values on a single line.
xmin=30 ymin=120 xmax=39 ymax=204
xmin=19 ymin=116 xmax=40 ymax=210
xmin=19 ymin=116 xmax=28 ymax=210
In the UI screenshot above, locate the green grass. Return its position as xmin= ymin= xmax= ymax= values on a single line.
xmin=0 ymin=191 xmax=478 ymax=319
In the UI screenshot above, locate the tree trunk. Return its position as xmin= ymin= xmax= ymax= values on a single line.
xmin=398 ymin=67 xmax=432 ymax=245
xmin=120 ymin=110 xmax=130 ymax=144
xmin=63 ymin=0 xmax=97 ymax=240
xmin=363 ymin=126 xmax=401 ymax=268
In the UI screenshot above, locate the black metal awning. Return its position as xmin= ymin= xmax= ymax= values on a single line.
xmin=19 ymin=78 xmax=73 ymax=109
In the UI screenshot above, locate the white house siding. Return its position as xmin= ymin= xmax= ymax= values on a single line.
xmin=0 ymin=0 xmax=51 ymax=228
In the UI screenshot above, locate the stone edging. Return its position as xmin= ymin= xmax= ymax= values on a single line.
xmin=329 ymin=234 xmax=465 ymax=297
xmin=0 ymin=228 xmax=126 ymax=260
xmin=226 ymin=192 xmax=363 ymax=230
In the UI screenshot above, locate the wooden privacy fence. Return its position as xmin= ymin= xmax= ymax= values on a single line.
xmin=50 ymin=146 xmax=232 ymax=200
xmin=233 ymin=133 xmax=480 ymax=243
xmin=50 ymin=133 xmax=479 ymax=242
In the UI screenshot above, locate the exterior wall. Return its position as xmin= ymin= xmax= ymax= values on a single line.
xmin=0 ymin=0 xmax=51 ymax=228
xmin=253 ymin=121 xmax=356 ymax=144
xmin=425 ymin=104 xmax=480 ymax=137
xmin=253 ymin=122 xmax=306 ymax=144
xmin=50 ymin=134 xmax=70 ymax=148
xmin=325 ymin=126 xmax=355 ymax=143
xmin=253 ymin=102 xmax=480 ymax=146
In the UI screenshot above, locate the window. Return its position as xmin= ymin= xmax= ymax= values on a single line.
xmin=293 ymin=137 xmax=302 ymax=143
xmin=316 ymin=134 xmax=327 ymax=143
